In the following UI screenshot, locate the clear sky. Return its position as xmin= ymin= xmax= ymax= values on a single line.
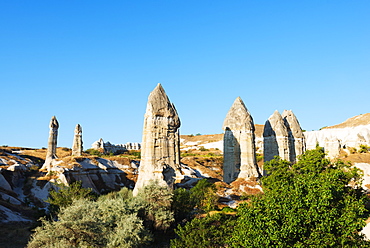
xmin=1 ymin=1 xmax=369 ymax=148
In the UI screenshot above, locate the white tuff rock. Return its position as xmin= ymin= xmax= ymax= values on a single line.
xmin=133 ymin=84 xmax=181 ymax=195
xmin=222 ymin=97 xmax=260 ymax=183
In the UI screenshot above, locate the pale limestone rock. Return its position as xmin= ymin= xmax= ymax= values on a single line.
xmin=133 ymin=84 xmax=181 ymax=195
xmin=282 ymin=110 xmax=306 ymax=163
xmin=72 ymin=124 xmax=83 ymax=156
xmin=324 ymin=138 xmax=341 ymax=159
xmin=91 ymin=140 xmax=141 ymax=154
xmin=222 ymin=97 xmax=260 ymax=183
xmin=263 ymin=111 xmax=290 ymax=163
xmin=41 ymin=116 xmax=59 ymax=171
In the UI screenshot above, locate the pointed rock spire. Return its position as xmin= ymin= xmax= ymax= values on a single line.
xmin=41 ymin=116 xmax=59 ymax=171
xmin=133 ymin=84 xmax=181 ymax=195
xmin=222 ymin=97 xmax=260 ymax=183
xmin=263 ymin=111 xmax=290 ymax=163
xmin=282 ymin=110 xmax=306 ymax=162
xmin=72 ymin=124 xmax=83 ymax=156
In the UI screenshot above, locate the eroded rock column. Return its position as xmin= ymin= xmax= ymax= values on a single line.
xmin=223 ymin=97 xmax=260 ymax=183
xmin=282 ymin=110 xmax=306 ymax=163
xmin=133 ymin=84 xmax=181 ymax=195
xmin=72 ymin=124 xmax=83 ymax=156
xmin=263 ymin=111 xmax=290 ymax=163
xmin=41 ymin=116 xmax=59 ymax=171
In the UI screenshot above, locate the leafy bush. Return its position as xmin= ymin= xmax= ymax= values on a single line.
xmin=85 ymin=148 xmax=102 ymax=156
xmin=171 ymin=213 xmax=236 ymax=248
xmin=28 ymin=197 xmax=152 ymax=248
xmin=29 ymin=183 xmax=176 ymax=247
xmin=136 ymin=182 xmax=174 ymax=231
xmin=172 ymin=188 xmax=196 ymax=222
xmin=199 ymin=146 xmax=209 ymax=151
xmin=190 ymin=179 xmax=218 ymax=212
xmin=46 ymin=181 xmax=98 ymax=215
xmin=359 ymin=144 xmax=370 ymax=153
xmin=229 ymin=147 xmax=369 ymax=247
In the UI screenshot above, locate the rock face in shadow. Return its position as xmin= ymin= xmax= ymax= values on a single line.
xmin=41 ymin=116 xmax=59 ymax=171
xmin=282 ymin=110 xmax=306 ymax=163
xmin=56 ymin=158 xmax=135 ymax=193
xmin=72 ymin=124 xmax=83 ymax=156
xmin=263 ymin=111 xmax=290 ymax=163
xmin=222 ymin=97 xmax=260 ymax=183
xmin=133 ymin=84 xmax=181 ymax=195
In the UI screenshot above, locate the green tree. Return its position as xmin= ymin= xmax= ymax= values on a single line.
xmin=172 ymin=187 xmax=196 ymax=222
xmin=171 ymin=213 xmax=236 ymax=248
xmin=230 ymin=147 xmax=369 ymax=247
xmin=190 ymin=179 xmax=218 ymax=212
xmin=136 ymin=181 xmax=174 ymax=231
xmin=46 ymin=181 xmax=97 ymax=215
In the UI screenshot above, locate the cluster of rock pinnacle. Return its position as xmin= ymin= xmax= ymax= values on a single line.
xmin=40 ymin=117 xmax=83 ymax=171
xmin=43 ymin=83 xmax=306 ymax=191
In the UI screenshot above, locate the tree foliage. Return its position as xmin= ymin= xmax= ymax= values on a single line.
xmin=230 ymin=147 xmax=370 ymax=247
xmin=171 ymin=213 xmax=236 ymax=248
xmin=28 ymin=182 xmax=174 ymax=247
xmin=46 ymin=181 xmax=98 ymax=215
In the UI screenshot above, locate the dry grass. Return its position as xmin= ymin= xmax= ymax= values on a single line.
xmin=181 ymin=156 xmax=223 ymax=180
xmin=108 ymin=156 xmax=132 ymax=165
xmin=324 ymin=113 xmax=370 ymax=129
xmin=338 ymin=152 xmax=370 ymax=164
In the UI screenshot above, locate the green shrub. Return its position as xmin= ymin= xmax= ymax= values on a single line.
xmin=359 ymin=144 xmax=370 ymax=153
xmin=190 ymin=179 xmax=218 ymax=212
xmin=172 ymin=188 xmax=196 ymax=222
xmin=199 ymin=146 xmax=209 ymax=152
xmin=85 ymin=148 xmax=102 ymax=156
xmin=46 ymin=181 xmax=98 ymax=215
xmin=136 ymin=182 xmax=174 ymax=231
xmin=229 ymin=147 xmax=369 ymax=247
xmin=171 ymin=213 xmax=236 ymax=248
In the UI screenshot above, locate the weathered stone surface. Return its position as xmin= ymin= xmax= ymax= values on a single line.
xmin=263 ymin=111 xmax=290 ymax=163
xmin=324 ymin=138 xmax=341 ymax=159
xmin=41 ymin=116 xmax=59 ymax=171
xmin=133 ymin=84 xmax=181 ymax=195
xmin=72 ymin=124 xmax=83 ymax=156
xmin=91 ymin=139 xmax=141 ymax=154
xmin=222 ymin=97 xmax=260 ymax=183
xmin=282 ymin=110 xmax=306 ymax=163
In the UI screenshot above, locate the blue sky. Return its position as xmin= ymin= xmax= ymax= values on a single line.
xmin=1 ymin=1 xmax=369 ymax=148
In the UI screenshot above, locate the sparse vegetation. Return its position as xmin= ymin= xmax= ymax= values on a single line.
xmin=359 ymin=144 xmax=370 ymax=153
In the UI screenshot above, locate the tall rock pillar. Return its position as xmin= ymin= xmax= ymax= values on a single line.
xmin=41 ymin=116 xmax=59 ymax=171
xmin=133 ymin=84 xmax=181 ymax=195
xmin=282 ymin=110 xmax=306 ymax=163
xmin=263 ymin=111 xmax=290 ymax=163
xmin=72 ymin=124 xmax=83 ymax=156
xmin=222 ymin=97 xmax=260 ymax=183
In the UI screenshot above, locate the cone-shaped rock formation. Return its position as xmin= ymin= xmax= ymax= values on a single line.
xmin=72 ymin=124 xmax=83 ymax=156
xmin=282 ymin=110 xmax=306 ymax=163
xmin=133 ymin=84 xmax=181 ymax=195
xmin=41 ymin=116 xmax=59 ymax=171
xmin=222 ymin=97 xmax=260 ymax=183
xmin=263 ymin=110 xmax=290 ymax=163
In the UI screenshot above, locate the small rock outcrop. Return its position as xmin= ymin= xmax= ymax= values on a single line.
xmin=222 ymin=97 xmax=260 ymax=183
xmin=72 ymin=124 xmax=83 ymax=156
xmin=133 ymin=84 xmax=181 ymax=195
xmin=263 ymin=111 xmax=290 ymax=163
xmin=41 ymin=116 xmax=59 ymax=171
xmin=282 ymin=110 xmax=306 ymax=163
xmin=91 ymin=139 xmax=141 ymax=154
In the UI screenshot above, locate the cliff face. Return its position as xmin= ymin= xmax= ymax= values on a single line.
xmin=304 ymin=114 xmax=370 ymax=158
